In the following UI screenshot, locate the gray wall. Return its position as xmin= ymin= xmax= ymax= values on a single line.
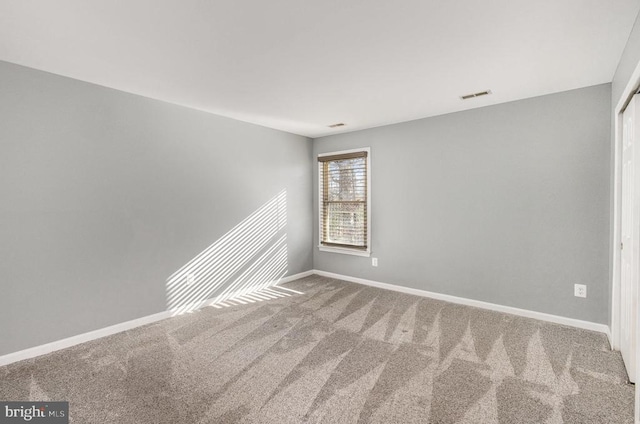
xmin=314 ymin=84 xmax=612 ymax=324
xmin=0 ymin=61 xmax=313 ymax=356
xmin=0 ymin=57 xmax=615 ymax=357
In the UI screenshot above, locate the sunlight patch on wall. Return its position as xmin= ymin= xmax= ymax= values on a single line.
xmin=166 ymin=190 xmax=289 ymax=315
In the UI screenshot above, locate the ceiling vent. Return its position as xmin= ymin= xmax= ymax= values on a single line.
xmin=460 ymin=90 xmax=492 ymax=100
xmin=328 ymin=123 xmax=346 ymax=128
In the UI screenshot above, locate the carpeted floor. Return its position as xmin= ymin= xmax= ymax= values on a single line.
xmin=0 ymin=276 xmax=634 ymax=423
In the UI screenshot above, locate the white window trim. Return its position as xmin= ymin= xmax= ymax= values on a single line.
xmin=317 ymin=147 xmax=371 ymax=257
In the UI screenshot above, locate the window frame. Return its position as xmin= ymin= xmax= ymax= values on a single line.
xmin=317 ymin=147 xmax=371 ymax=257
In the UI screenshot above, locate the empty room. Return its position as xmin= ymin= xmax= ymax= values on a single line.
xmin=2 ymin=1 xmax=640 ymax=423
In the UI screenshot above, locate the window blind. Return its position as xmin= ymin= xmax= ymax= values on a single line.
xmin=319 ymin=151 xmax=368 ymax=250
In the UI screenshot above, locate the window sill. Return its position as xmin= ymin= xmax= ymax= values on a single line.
xmin=318 ymin=245 xmax=371 ymax=257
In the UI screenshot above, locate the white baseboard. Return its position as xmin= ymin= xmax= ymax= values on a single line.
xmin=0 ymin=270 xmax=314 ymax=367
xmin=312 ymin=270 xmax=611 ymax=338
xmin=169 ymin=270 xmax=317 ymax=314
xmin=0 ymin=310 xmax=172 ymax=367
xmin=278 ymin=270 xmax=315 ymax=284
xmin=0 ymin=269 xmax=609 ymax=367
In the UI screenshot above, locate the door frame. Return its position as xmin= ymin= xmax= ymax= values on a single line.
xmin=611 ymin=59 xmax=640 ymax=423
xmin=612 ymin=65 xmax=640 ymax=351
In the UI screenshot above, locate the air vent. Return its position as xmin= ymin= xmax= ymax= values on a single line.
xmin=460 ymin=90 xmax=492 ymax=100
xmin=328 ymin=123 xmax=346 ymax=128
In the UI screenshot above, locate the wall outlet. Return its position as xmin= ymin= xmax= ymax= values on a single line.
xmin=372 ymin=258 xmax=378 ymax=267
xmin=186 ymin=273 xmax=196 ymax=286
xmin=574 ymin=284 xmax=587 ymax=298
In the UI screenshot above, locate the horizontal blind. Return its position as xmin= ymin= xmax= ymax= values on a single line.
xmin=319 ymin=154 xmax=367 ymax=249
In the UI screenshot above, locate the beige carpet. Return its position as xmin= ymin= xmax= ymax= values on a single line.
xmin=0 ymin=275 xmax=634 ymax=423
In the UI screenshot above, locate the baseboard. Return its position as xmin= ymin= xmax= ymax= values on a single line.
xmin=278 ymin=269 xmax=315 ymax=284
xmin=0 ymin=310 xmax=172 ymax=367
xmin=168 ymin=269 xmax=317 ymax=314
xmin=312 ymin=270 xmax=611 ymax=337
xmin=0 ymin=270 xmax=314 ymax=367
xmin=0 ymin=268 xmax=608 ymax=367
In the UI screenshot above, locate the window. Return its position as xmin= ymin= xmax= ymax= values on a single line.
xmin=318 ymin=148 xmax=370 ymax=256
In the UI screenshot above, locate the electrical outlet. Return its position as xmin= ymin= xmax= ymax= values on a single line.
xmin=186 ymin=273 xmax=195 ymax=286
xmin=372 ymin=258 xmax=378 ymax=267
xmin=574 ymin=284 xmax=587 ymax=298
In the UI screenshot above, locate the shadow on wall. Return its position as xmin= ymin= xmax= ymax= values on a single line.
xmin=166 ymin=189 xmax=292 ymax=315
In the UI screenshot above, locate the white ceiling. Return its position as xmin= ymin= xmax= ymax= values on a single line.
xmin=1 ymin=1 xmax=639 ymax=138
